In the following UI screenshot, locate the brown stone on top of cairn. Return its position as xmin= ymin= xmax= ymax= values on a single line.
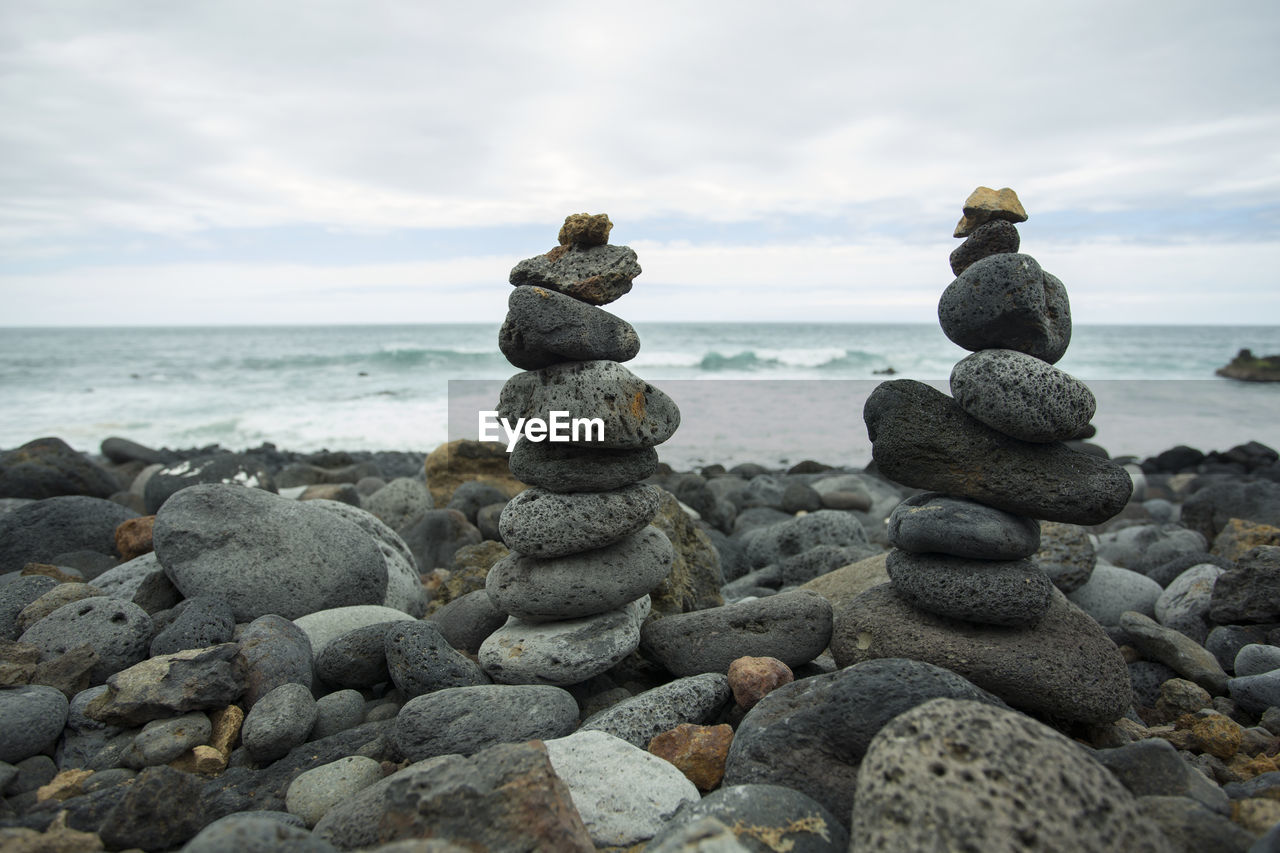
xmin=954 ymin=186 xmax=1028 ymax=237
xmin=558 ymin=213 xmax=613 ymax=247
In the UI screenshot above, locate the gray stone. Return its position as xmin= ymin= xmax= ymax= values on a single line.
xmin=311 ymin=689 xmax=365 ymax=740
xmin=723 ymin=658 xmax=1005 ymax=822
xmin=886 ymin=549 xmax=1053 ymax=627
xmin=154 ymin=484 xmax=388 ymax=621
xmin=305 ymin=499 xmax=425 ymax=617
xmin=128 ymin=710 xmax=211 ymax=767
xmin=1236 ymin=644 xmax=1280 ymax=677
xmin=1067 ymin=563 xmax=1163 ymax=626
xmin=1034 ymin=520 xmax=1097 ymax=592
xmin=776 ymin=543 xmax=876 ymax=586
xmin=1120 ymin=610 xmax=1230 ymax=694
xmin=1148 ymin=552 xmax=1233 ymax=588
xmin=498 ymin=360 xmax=680 ymax=449
xmin=865 ymin=380 xmax=1131 ymax=524
xmin=149 ymin=594 xmax=234 ymax=656
xmin=393 ymin=683 xmax=579 ymax=762
xmin=780 ymin=482 xmax=823 ymax=514
xmin=0 ymin=574 xmax=57 ymax=640
xmin=383 ymin=620 xmax=489 ymax=698
xmin=1208 ymin=625 xmax=1276 ymax=674
xmin=581 ymin=673 xmax=731 ymax=747
xmin=0 ymin=437 xmax=121 ymax=500
xmin=142 ymin=451 xmax=275 ymax=514
xmin=641 ymin=590 xmax=832 ymax=676
xmin=427 ymin=589 xmax=507 ymax=655
xmin=1130 ymin=660 xmax=1179 ymax=708
xmin=509 ymin=242 xmax=641 ymax=305
xmin=850 ymin=698 xmax=1170 ymax=852
xmin=239 ymin=614 xmax=314 ymax=709
xmin=314 ymin=623 xmax=394 ymax=689
xmin=1094 ymin=737 xmax=1230 ymax=814
xmin=831 ymin=584 xmax=1131 ymax=723
xmin=98 ymin=764 xmax=206 ymax=851
xmin=0 ymin=495 xmax=137 ymax=573
xmin=950 ymin=348 xmax=1096 ymax=442
xmin=1181 ymin=480 xmax=1280 ymax=543
xmin=1136 ymin=795 xmax=1257 ymax=853
xmin=500 ymin=284 xmax=641 ymax=369
xmin=292 ymin=605 xmax=414 ymax=659
xmin=397 ymin=508 xmax=482 ymax=570
xmin=480 ymin=597 xmax=648 ymax=686
xmin=498 ymin=484 xmax=661 ymax=558
xmin=887 ymin=492 xmax=1040 ymax=559
xmin=1229 ymin=670 xmax=1280 ymax=715
xmin=509 ymin=440 xmax=659 ymax=493
xmin=242 ymin=682 xmax=318 ymax=764
xmin=487 ymin=526 xmax=673 ymax=622
xmin=84 ymin=643 xmax=246 ymax=727
xmin=101 ymin=436 xmax=173 ymax=466
xmin=0 ymin=684 xmax=68 ymax=763
xmin=647 ymin=785 xmax=848 ymax=853
xmin=937 ymin=252 xmax=1072 ymax=363
xmin=745 ymin=510 xmax=870 ymax=569
xmin=19 ymin=595 xmax=152 ymax=683
xmin=446 ymin=480 xmax=511 ymax=524
xmin=1155 ymin=563 xmax=1225 ymax=643
xmin=544 ymin=729 xmax=699 ymax=847
xmin=182 ymin=813 xmax=332 ymax=852
xmin=364 ymin=476 xmax=433 ymax=532
xmin=1097 ymin=523 xmax=1207 ymax=570
xmin=949 ymin=218 xmax=1020 ymax=276
xmin=91 ymin=551 xmax=161 ymax=601
xmin=286 ymin=754 xmax=384 ymax=828
xmin=1211 ymin=546 xmax=1280 ymax=624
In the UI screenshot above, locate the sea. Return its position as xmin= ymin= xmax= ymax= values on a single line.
xmin=1 ymin=323 xmax=1277 ymax=471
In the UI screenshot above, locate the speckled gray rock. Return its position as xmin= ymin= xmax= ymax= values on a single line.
xmin=364 ymin=477 xmax=433 ymax=532
xmin=1210 ymin=546 xmax=1280 ymax=624
xmin=650 ymin=785 xmax=847 ymax=853
xmin=286 ymin=755 xmax=384 ymax=828
xmin=242 ymin=682 xmax=318 ymax=764
xmin=745 ymin=511 xmax=870 ymax=569
xmin=581 ymin=673 xmax=730 ymax=748
xmin=851 ymin=698 xmax=1171 ymax=852
xmin=154 ymin=484 xmax=388 ymax=621
xmin=1120 ymin=610 xmax=1230 ymax=694
xmin=832 ymin=585 xmax=1130 ymax=723
xmin=311 ymin=689 xmax=366 ymax=741
xmin=1093 ymin=737 xmax=1229 ymax=814
xmin=509 ymin=440 xmax=659 ymax=493
xmin=1097 ymin=523 xmax=1208 ymax=571
xmin=886 ymin=550 xmax=1053 ymax=627
xmin=91 ymin=552 xmax=162 ymax=601
xmin=500 ymin=285 xmax=641 ymax=369
xmin=314 ymin=623 xmax=394 ymax=689
xmin=0 ymin=436 xmax=122 ymax=500
xmin=182 ymin=813 xmax=330 ymax=853
xmin=427 ymin=589 xmax=507 ymax=655
xmin=487 ymin=526 xmax=673 ymax=622
xmin=238 ymin=614 xmax=314 ymax=709
xmin=640 ymin=590 xmax=831 ymax=676
xmin=950 ymin=348 xmax=1095 ymax=442
xmin=887 ymin=492 xmax=1040 ymax=560
xmin=0 ymin=684 xmax=68 ymax=763
xmin=498 ymin=361 xmax=680 ymax=449
xmin=383 ymin=620 xmax=489 ymax=698
xmin=128 ymin=710 xmax=211 ymax=767
xmin=865 ymin=380 xmax=1131 ymax=525
xmin=1035 ymin=521 xmax=1097 ymax=592
xmin=937 ymin=253 xmax=1072 ymax=364
xmin=149 ymin=595 xmax=234 ymax=656
xmin=480 ymin=597 xmax=648 ymax=686
xmin=1129 ymin=660 xmax=1178 ymax=708
xmin=949 ymin=219 xmax=1020 ymax=276
xmin=1067 ymin=563 xmax=1163 ymax=626
xmin=393 ymin=684 xmax=578 ymax=762
xmin=0 ymin=574 xmax=57 ymax=639
xmin=84 ymin=643 xmax=246 ymax=727
xmin=1154 ymin=563 xmax=1225 ymax=643
xmin=1228 ymin=670 xmax=1280 ymax=715
xmin=19 ymin=596 xmax=152 ymax=683
xmin=0 ymin=495 xmax=137 ymax=573
xmin=306 ymin=499 xmax=425 ymax=617
xmin=723 ymin=659 xmax=1006 ymax=822
xmin=509 ymin=242 xmax=641 ymax=306
xmin=1235 ymin=644 xmax=1280 ymax=677
xmin=499 ymin=485 xmax=661 ymax=558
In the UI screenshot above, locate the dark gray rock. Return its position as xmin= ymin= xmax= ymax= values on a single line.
xmin=154 ymin=483 xmax=388 ymax=621
xmin=1211 ymin=546 xmax=1280 ymax=624
xmin=0 ymin=574 xmax=58 ymax=640
xmin=238 ymin=614 xmax=313 ymax=709
xmin=446 ymin=480 xmax=511 ymax=525
xmin=949 ymin=219 xmax=1020 ymax=276
xmin=314 ymin=622 xmax=394 ymax=689
xmin=1182 ymin=480 xmax=1280 ymax=543
xmin=780 ymin=482 xmax=823 ymax=514
xmin=83 ymin=643 xmax=246 ymax=727
xmin=648 ymin=784 xmax=848 ymax=853
xmin=640 ymin=590 xmax=832 ymax=676
xmin=311 ymin=689 xmax=365 ymax=740
xmin=19 ymin=596 xmax=152 ymax=683
xmin=143 ymin=451 xmax=276 ymax=513
xmin=509 ymin=242 xmax=641 ymax=306
xmin=1208 ymin=625 xmax=1277 ymax=674
xmin=498 ymin=361 xmax=680 ymax=449
xmin=182 ymin=813 xmax=334 ymax=853
xmin=427 ymin=589 xmax=507 ymax=655
xmin=950 ymin=348 xmax=1096 ymax=442
xmin=887 ymin=492 xmax=1040 ymax=560
xmin=777 ymin=543 xmax=876 ymax=586
xmin=487 ymin=526 xmax=673 ymax=622
xmin=864 ymin=380 xmax=1132 ymax=525
xmin=384 ymin=620 xmax=489 ymax=698
xmin=397 ymin=508 xmax=482 ymax=571
xmin=364 ymin=477 xmax=433 ymax=532
xmin=886 ymin=549 xmax=1053 ymax=627
xmin=1228 ymin=670 xmax=1280 ymax=715
xmin=98 ymin=764 xmax=206 ymax=850
xmin=1129 ymin=660 xmax=1178 ymax=708
xmin=393 ymin=684 xmax=579 ymax=762
xmin=0 ymin=685 xmax=68 ymax=763
xmin=509 ymin=440 xmax=659 ymax=493
xmin=0 ymin=437 xmax=121 ymax=500
xmin=581 ymin=673 xmax=731 ymax=748
xmin=1094 ymin=737 xmax=1229 ymax=814
xmin=937 ymin=252 xmax=1072 ymax=364
xmin=0 ymin=495 xmax=137 ymax=574
xmin=1136 ymin=795 xmax=1256 ymax=853
xmin=149 ymin=595 xmax=234 ymax=656
xmin=745 ymin=510 xmax=870 ymax=569
xmin=242 ymin=682 xmax=318 ymax=764
xmin=101 ymin=437 xmax=174 ymax=466
xmin=500 ymin=285 xmax=641 ymax=369
xmin=499 ymin=485 xmax=661 ymax=558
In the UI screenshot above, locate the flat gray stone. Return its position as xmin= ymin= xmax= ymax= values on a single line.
xmin=1154 ymin=563 xmax=1224 ymax=644
xmin=886 ymin=549 xmax=1053 ymax=627
xmin=745 ymin=510 xmax=870 ymax=569
xmin=129 ymin=710 xmax=210 ymax=767
xmin=311 ymin=689 xmax=365 ymax=741
xmin=1229 ymin=670 xmax=1280 ymax=715
xmin=581 ymin=673 xmax=731 ymax=748
xmin=393 ymin=684 xmax=579 ymax=762
xmin=499 ymin=485 xmax=661 ymax=557
xmin=293 ymin=605 xmax=415 ymax=659
xmin=500 ymin=285 xmax=640 ymax=369
xmin=887 ymin=492 xmax=1040 ymax=560
xmin=950 ymin=348 xmax=1095 ymax=442
xmin=1120 ymin=610 xmax=1230 ymax=694
xmin=479 ymin=597 xmax=648 ymax=686
xmin=508 ymin=243 xmax=641 ymax=305
xmin=509 ymin=441 xmax=659 ymax=493
xmin=1093 ymin=737 xmax=1229 ymax=814
xmin=938 ymin=252 xmax=1072 ymax=364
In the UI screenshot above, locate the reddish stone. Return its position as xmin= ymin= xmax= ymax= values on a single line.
xmin=115 ymin=515 xmax=156 ymax=561
xmin=648 ymin=723 xmax=734 ymax=792
xmin=728 ymin=656 xmax=794 ymax=709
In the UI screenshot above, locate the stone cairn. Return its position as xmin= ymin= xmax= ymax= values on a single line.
xmin=841 ymin=187 xmax=1136 ymax=724
xmin=478 ymin=213 xmax=682 ymax=686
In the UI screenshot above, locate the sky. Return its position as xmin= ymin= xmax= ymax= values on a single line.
xmin=2 ymin=1 xmax=1279 ymax=326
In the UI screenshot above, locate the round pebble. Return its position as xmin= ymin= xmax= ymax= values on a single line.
xmin=0 ymin=685 xmax=69 ymax=763
xmin=950 ymin=348 xmax=1095 ymax=442
xmin=286 ymin=755 xmax=384 ymax=828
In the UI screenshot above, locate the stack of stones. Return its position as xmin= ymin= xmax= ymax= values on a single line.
xmin=478 ymin=213 xmax=682 ymax=687
xmin=849 ymin=187 xmax=1135 ymax=723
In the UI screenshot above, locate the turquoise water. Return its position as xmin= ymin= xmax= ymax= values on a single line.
xmin=1 ymin=323 xmax=1277 ymax=467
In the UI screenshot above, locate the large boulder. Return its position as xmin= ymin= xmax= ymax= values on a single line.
xmin=0 ymin=496 xmax=138 ymax=573
xmin=0 ymin=437 xmax=121 ymax=499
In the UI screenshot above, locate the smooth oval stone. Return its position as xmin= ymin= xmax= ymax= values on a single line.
xmin=286 ymin=755 xmax=384 ymax=829
xmin=887 ymin=492 xmax=1040 ymax=559
xmin=509 ymin=440 xmax=659 ymax=493
xmin=479 ymin=597 xmax=648 ymax=686
xmin=241 ymin=682 xmax=317 ymax=764
xmin=131 ymin=711 xmax=211 ymax=766
xmin=938 ymin=253 xmax=1072 ymax=364
xmin=19 ymin=596 xmax=153 ymax=683
xmin=949 ymin=219 xmax=1020 ymax=276
xmin=500 ymin=286 xmax=641 ymax=369
xmin=722 ymin=659 xmax=1006 ymax=822
xmin=498 ymin=361 xmax=680 ymax=449
xmin=487 ymin=526 xmax=673 ymax=622
xmin=0 ymin=685 xmax=69 ymax=763
xmin=508 ymin=243 xmax=640 ymax=305
xmin=383 ymin=621 xmax=489 ymax=698
xmin=499 ymin=484 xmax=661 ymax=558
xmin=393 ymin=684 xmax=579 ymax=762
xmin=1067 ymin=563 xmax=1162 ymax=626
xmin=886 ymin=550 xmax=1053 ymax=627
xmin=314 ymin=622 xmax=396 ymax=689
xmin=1235 ymin=644 xmax=1280 ymax=677
xmin=830 ymin=584 xmax=1130 ymax=724
xmin=950 ymin=349 xmax=1096 ymax=442
xmin=238 ymin=614 xmax=314 ymax=709
xmin=864 ymin=380 xmax=1132 ymax=525
xmin=640 ymin=590 xmax=832 ymax=676
xmin=305 ymin=499 xmax=425 ymax=617
xmin=427 ymin=589 xmax=508 ymax=655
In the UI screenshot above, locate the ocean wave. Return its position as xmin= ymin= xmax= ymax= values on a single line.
xmin=698 ymin=351 xmax=783 ymax=371
xmin=236 ymin=348 xmax=505 ymax=372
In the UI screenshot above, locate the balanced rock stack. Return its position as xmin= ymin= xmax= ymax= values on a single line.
xmin=479 ymin=213 xmax=681 ymax=686
xmin=834 ymin=187 xmax=1136 ymax=724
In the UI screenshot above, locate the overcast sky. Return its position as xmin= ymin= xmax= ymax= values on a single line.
xmin=2 ymin=1 xmax=1278 ymax=326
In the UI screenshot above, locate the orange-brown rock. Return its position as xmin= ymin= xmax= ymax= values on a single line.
xmin=424 ymin=440 xmax=525 ymax=507
xmin=0 ymin=640 xmax=40 ymax=686
xmin=1230 ymin=753 xmax=1280 ymax=780
xmin=170 ymin=744 xmax=228 ymax=775
xmin=0 ymin=811 xmax=103 ymax=852
xmin=558 ymin=213 xmax=613 ymax=247
xmin=20 ymin=562 xmax=81 ymax=583
xmin=1213 ymin=519 xmax=1280 ymax=561
xmin=209 ymin=704 xmax=244 ymax=755
xmin=727 ymin=656 xmax=794 ymax=710
xmin=1232 ymin=797 xmax=1280 ymax=834
xmin=37 ymin=768 xmax=94 ymax=802
xmin=1177 ymin=713 xmax=1244 ymax=760
xmin=114 ymin=515 xmax=156 ymax=561
xmin=648 ymin=723 xmax=734 ymax=792
xmin=954 ymin=186 xmax=1028 ymax=237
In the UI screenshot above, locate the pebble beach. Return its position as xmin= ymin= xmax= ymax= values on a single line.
xmin=2 ymin=202 xmax=1280 ymax=852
